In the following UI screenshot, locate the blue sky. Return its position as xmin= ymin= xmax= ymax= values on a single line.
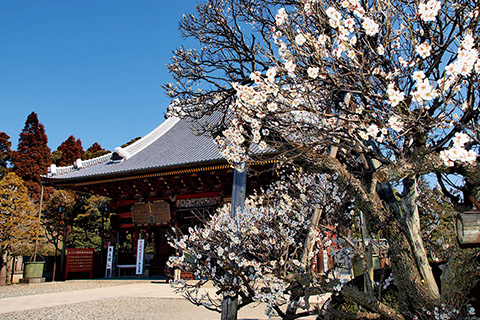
xmin=0 ymin=0 xmax=199 ymax=152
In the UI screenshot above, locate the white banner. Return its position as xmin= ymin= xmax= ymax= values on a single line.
xmin=136 ymin=239 xmax=145 ymax=275
xmin=106 ymin=246 xmax=114 ymax=270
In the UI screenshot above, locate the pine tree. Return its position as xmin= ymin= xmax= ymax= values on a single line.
xmin=0 ymin=172 xmax=41 ymax=285
xmin=0 ymin=132 xmax=12 ymax=178
xmin=12 ymin=112 xmax=51 ymax=199
xmin=56 ymin=135 xmax=85 ymax=167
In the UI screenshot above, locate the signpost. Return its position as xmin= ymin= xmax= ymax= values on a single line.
xmin=136 ymin=239 xmax=145 ymax=275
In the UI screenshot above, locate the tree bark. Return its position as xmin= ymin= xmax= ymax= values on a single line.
xmin=441 ymin=246 xmax=480 ymax=309
xmin=0 ymin=249 xmax=7 ymax=286
xmin=400 ymin=178 xmax=440 ymax=299
xmin=341 ymin=285 xmax=405 ymax=320
xmin=221 ymin=295 xmax=239 ymax=320
xmin=301 ymin=208 xmax=322 ymax=268
xmin=384 ymin=221 xmax=437 ymax=312
xmin=5 ymin=251 xmax=11 ymax=285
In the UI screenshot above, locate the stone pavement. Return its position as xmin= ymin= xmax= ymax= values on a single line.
xmin=0 ymin=280 xmax=284 ymax=319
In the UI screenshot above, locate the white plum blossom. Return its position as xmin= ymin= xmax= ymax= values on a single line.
xmin=362 ymin=17 xmax=379 ymax=36
xmin=267 ymin=102 xmax=278 ymax=112
xmin=168 ymin=0 xmax=480 ymax=316
xmin=266 ymin=67 xmax=277 ymax=82
xmin=307 ymin=67 xmax=319 ymax=79
xmin=358 ymin=130 xmax=368 ymax=140
xmin=387 ymin=84 xmax=405 ymax=107
xmin=440 ymin=133 xmax=477 ymax=166
xmin=412 ymin=78 xmax=438 ymax=102
xmin=453 ymin=132 xmax=470 ymax=148
xmin=440 ymin=147 xmax=477 ymax=166
xmin=388 ymin=116 xmax=404 ymax=132
xmin=284 ymin=60 xmax=296 ymax=76
xmin=412 ymin=71 xmax=426 ymax=82
xmin=167 ymin=171 xmax=352 ymax=316
xmin=258 ymin=141 xmax=267 ymax=150
xmin=318 ymin=34 xmax=329 ymax=45
xmin=377 ymin=44 xmax=385 ymax=55
xmin=416 ymin=42 xmax=432 ymax=58
xmin=295 ymin=33 xmax=307 ymax=46
xmin=418 ymin=0 xmax=441 ymax=22
xmin=276 ymin=8 xmax=288 ymax=26
xmin=445 ymin=33 xmax=479 ymax=77
xmin=326 ymin=7 xmax=342 ymax=28
xmin=367 ymin=124 xmax=379 ymax=137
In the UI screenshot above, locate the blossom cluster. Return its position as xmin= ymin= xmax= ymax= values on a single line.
xmin=219 ymin=1 xmax=479 ymax=174
xmin=440 ymin=133 xmax=477 ymax=166
xmin=167 ymin=170 xmax=353 ymax=315
xmin=418 ymin=0 xmax=441 ymax=22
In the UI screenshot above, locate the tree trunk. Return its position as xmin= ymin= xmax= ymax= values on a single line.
xmin=401 ymin=178 xmax=440 ymax=299
xmin=0 ymin=249 xmax=7 ymax=286
xmin=301 ymin=208 xmax=322 ymax=268
xmin=371 ymin=178 xmax=439 ymax=313
xmin=384 ymin=221 xmax=437 ymax=312
xmin=221 ymin=295 xmax=238 ymax=320
xmin=5 ymin=252 xmax=12 ymax=285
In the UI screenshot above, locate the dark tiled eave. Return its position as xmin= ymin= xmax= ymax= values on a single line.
xmin=45 ymin=159 xmax=230 ymax=188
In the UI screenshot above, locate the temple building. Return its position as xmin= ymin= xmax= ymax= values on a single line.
xmin=44 ymin=112 xmax=273 ymax=277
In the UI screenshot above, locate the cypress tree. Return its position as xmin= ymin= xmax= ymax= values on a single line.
xmin=87 ymin=142 xmax=103 ymax=153
xmin=0 ymin=132 xmax=12 ymax=178
xmin=85 ymin=142 xmax=108 ymax=160
xmin=12 ymin=112 xmax=51 ymax=199
xmin=56 ymin=135 xmax=85 ymax=167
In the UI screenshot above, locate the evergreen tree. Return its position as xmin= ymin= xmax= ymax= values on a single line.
xmin=0 ymin=132 xmax=12 ymax=178
xmin=418 ymin=178 xmax=456 ymax=263
xmin=51 ymin=150 xmax=63 ymax=166
xmin=0 ymin=172 xmax=41 ymax=285
xmin=68 ymin=194 xmax=111 ymax=251
xmin=85 ymin=142 xmax=109 ymax=160
xmin=42 ymin=189 xmax=77 ymax=280
xmin=87 ymin=142 xmax=103 ymax=153
xmin=56 ymin=135 xmax=85 ymax=167
xmin=12 ymin=112 xmax=51 ymax=199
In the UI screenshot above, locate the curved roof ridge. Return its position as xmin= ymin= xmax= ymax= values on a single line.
xmin=122 ymin=116 xmax=180 ymax=157
xmin=48 ymin=116 xmax=181 ymax=177
xmin=80 ymin=153 xmax=113 ymax=167
xmin=50 ymin=153 xmax=113 ymax=176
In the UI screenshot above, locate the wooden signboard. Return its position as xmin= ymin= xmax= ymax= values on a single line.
xmin=66 ymin=248 xmax=94 ymax=279
xmin=150 ymin=201 xmax=171 ymax=224
xmin=132 ymin=202 xmax=151 ymax=224
xmin=131 ymin=201 xmax=171 ymax=225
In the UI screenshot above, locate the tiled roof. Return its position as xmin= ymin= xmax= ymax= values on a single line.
xmin=46 ymin=114 xmax=225 ymax=181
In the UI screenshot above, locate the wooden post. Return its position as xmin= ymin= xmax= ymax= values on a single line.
xmin=221 ymin=168 xmax=246 ymax=320
xmin=456 ymin=212 xmax=480 ymax=244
